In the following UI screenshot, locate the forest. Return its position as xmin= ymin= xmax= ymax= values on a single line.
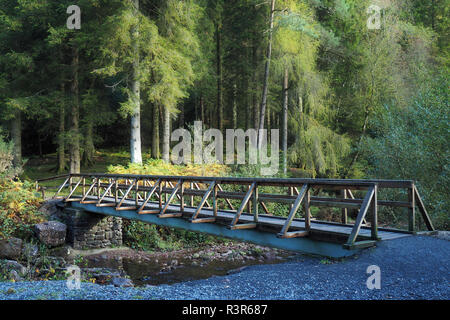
xmin=0 ymin=0 xmax=448 ymax=230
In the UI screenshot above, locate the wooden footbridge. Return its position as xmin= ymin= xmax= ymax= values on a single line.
xmin=36 ymin=174 xmax=434 ymax=258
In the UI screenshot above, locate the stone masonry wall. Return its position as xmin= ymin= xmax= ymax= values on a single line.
xmin=63 ymin=208 xmax=123 ymax=249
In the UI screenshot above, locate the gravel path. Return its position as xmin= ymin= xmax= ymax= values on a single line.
xmin=0 ymin=235 xmax=448 ymax=300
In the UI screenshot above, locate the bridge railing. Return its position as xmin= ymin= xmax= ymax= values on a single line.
xmin=36 ymin=173 xmax=434 ymax=250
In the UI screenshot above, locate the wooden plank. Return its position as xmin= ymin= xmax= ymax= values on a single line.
xmin=191 ymin=217 xmax=216 ymax=224
xmin=341 ymin=189 xmax=348 ymax=224
xmin=343 ymin=240 xmax=376 ymax=250
xmin=371 ymin=185 xmax=378 ymax=240
xmin=116 ymin=206 xmax=137 ymax=211
xmin=414 ymin=186 xmax=435 ymax=231
xmin=253 ymin=185 xmax=259 ymax=223
xmin=191 ymin=181 xmax=215 ymax=221
xmin=158 ymin=213 xmax=183 ymax=218
xmin=97 ymin=181 xmax=115 ymax=206
xmin=229 ymin=223 xmax=257 ymax=230
xmin=229 ymin=183 xmax=256 ymax=228
xmin=115 ymin=179 xmax=136 ymax=211
xmin=310 ymin=200 xmax=361 ymax=208
xmin=64 ymin=178 xmax=83 ymax=202
xmin=408 ymin=185 xmax=415 ymax=232
xmin=278 ymin=231 xmax=309 ymax=239
xmin=139 ymin=209 xmax=161 ymax=215
xmin=138 ymin=179 xmax=161 ymax=214
xmin=70 ymin=173 xmax=412 ymax=188
xmin=96 ymin=203 xmax=117 ymax=207
xmin=277 ymin=184 xmax=308 ymax=238
xmin=345 ymin=186 xmax=375 ymax=246
xmin=304 ymin=188 xmax=311 ymax=231
xmin=159 ymin=179 xmax=182 ymax=217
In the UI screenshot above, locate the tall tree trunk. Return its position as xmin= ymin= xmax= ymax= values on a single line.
xmin=232 ymin=82 xmax=237 ymax=129
xmin=83 ymin=114 xmax=95 ymax=167
xmin=258 ymin=0 xmax=276 ymax=148
xmin=162 ymin=106 xmax=170 ymax=163
xmin=130 ymin=0 xmax=142 ymax=164
xmin=69 ymin=47 xmax=81 ymax=174
xmin=179 ymin=103 xmax=185 ymax=129
xmin=200 ymin=95 xmax=205 ymax=124
xmin=252 ymin=42 xmax=259 ymax=129
xmin=152 ymin=104 xmax=160 ymax=159
xmin=83 ymin=81 xmax=96 ymax=167
xmin=58 ymin=83 xmax=66 ymax=173
xmin=11 ymin=109 xmax=22 ymax=170
xmin=282 ymin=68 xmax=289 ymax=175
xmin=216 ymin=23 xmax=223 ymax=132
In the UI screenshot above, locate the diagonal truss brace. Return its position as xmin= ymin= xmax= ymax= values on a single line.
xmin=96 ymin=180 xmax=117 ymax=207
xmin=138 ymin=179 xmax=161 ymax=214
xmin=158 ymin=179 xmax=183 ymax=218
xmin=344 ymin=185 xmax=376 ymax=248
xmin=277 ymin=184 xmax=309 ymax=238
xmin=64 ymin=178 xmax=84 ymax=202
xmin=115 ymin=179 xmax=137 ymax=211
xmin=52 ymin=176 xmax=71 ymax=199
xmin=228 ymin=182 xmax=257 ymax=230
xmin=190 ymin=181 xmax=216 ymax=222
xmin=80 ymin=178 xmax=99 ymax=204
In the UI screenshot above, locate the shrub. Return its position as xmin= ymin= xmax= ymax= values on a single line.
xmin=0 ymin=135 xmax=14 ymax=178
xmin=362 ymin=74 xmax=449 ymax=230
xmin=0 ymin=179 xmax=45 ymax=240
xmin=107 ymin=159 xmax=229 ymax=177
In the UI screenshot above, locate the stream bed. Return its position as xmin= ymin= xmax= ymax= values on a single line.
xmin=82 ymin=243 xmax=298 ymax=286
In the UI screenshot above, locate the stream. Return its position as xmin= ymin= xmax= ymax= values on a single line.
xmin=82 ymin=244 xmax=298 ymax=286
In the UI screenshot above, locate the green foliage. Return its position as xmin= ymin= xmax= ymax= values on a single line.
xmin=362 ymin=73 xmax=449 ymax=229
xmin=123 ymin=220 xmax=216 ymax=251
xmin=107 ymin=158 xmax=229 ymax=177
xmin=0 ymin=179 xmax=45 ymax=240
xmin=0 ymin=132 xmax=14 ymax=178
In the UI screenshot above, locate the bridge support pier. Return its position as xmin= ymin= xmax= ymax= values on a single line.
xmin=63 ymin=207 xmax=123 ymax=249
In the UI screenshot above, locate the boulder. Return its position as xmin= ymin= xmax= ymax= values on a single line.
xmin=38 ymin=199 xmax=64 ymax=219
xmin=0 ymin=237 xmax=23 ymax=260
xmin=111 ymin=277 xmax=134 ymax=288
xmin=34 ymin=221 xmax=67 ymax=247
xmin=9 ymin=270 xmax=23 ymax=282
xmin=1 ymin=260 xmax=28 ymax=276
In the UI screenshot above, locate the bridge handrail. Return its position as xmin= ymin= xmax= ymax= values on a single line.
xmin=37 ymin=173 xmax=434 ymax=250
xmin=68 ymin=173 xmax=414 ymax=188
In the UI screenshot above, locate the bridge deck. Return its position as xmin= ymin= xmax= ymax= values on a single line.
xmin=76 ymin=195 xmax=410 ymax=241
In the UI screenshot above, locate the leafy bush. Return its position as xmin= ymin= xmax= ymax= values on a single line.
xmin=0 ymin=179 xmax=45 ymax=239
xmin=107 ymin=159 xmax=229 ymax=177
xmin=0 ymin=134 xmax=14 ymax=178
xmin=362 ymin=74 xmax=449 ymax=230
xmin=123 ymin=220 xmax=216 ymax=251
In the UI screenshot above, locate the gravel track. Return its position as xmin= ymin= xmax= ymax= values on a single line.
xmin=0 ymin=236 xmax=448 ymax=300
